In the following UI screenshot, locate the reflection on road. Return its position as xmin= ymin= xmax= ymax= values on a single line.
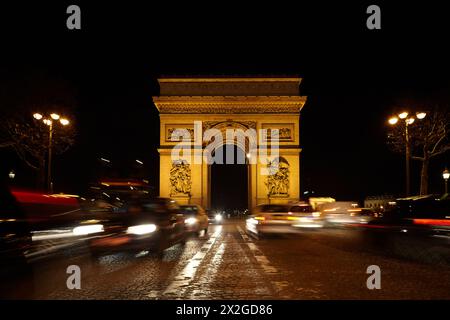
xmin=2 ymin=220 xmax=450 ymax=300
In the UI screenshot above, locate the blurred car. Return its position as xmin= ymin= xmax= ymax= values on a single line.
xmin=364 ymin=195 xmax=450 ymax=235
xmin=11 ymin=190 xmax=106 ymax=260
xmin=362 ymin=195 xmax=450 ymax=263
xmin=0 ymin=185 xmax=32 ymax=276
xmin=323 ymin=207 xmax=378 ymax=226
xmin=89 ymin=198 xmax=186 ymax=256
xmin=346 ymin=208 xmax=379 ymax=224
xmin=179 ymin=204 xmax=209 ymax=235
xmin=246 ymin=203 xmax=323 ymax=237
xmin=320 ymin=202 xmax=362 ymax=225
xmin=207 ymin=209 xmax=224 ymax=224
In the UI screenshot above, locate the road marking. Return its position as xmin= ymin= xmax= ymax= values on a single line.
xmin=187 ymin=242 xmax=226 ymax=299
xmin=159 ymin=226 xmax=222 ymax=297
xmin=236 ymin=225 xmax=278 ymax=274
xmin=236 ymin=225 xmax=250 ymax=241
xmin=236 ymin=225 xmax=290 ymax=297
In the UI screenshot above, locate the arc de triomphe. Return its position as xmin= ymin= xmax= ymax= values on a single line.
xmin=153 ymin=77 xmax=307 ymax=209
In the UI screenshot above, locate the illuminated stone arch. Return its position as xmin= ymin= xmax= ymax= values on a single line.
xmin=153 ymin=77 xmax=307 ymax=209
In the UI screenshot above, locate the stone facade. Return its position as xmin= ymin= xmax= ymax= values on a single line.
xmin=153 ymin=77 xmax=307 ymax=209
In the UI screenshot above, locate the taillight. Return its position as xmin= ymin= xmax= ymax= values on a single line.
xmin=413 ymin=219 xmax=450 ymax=227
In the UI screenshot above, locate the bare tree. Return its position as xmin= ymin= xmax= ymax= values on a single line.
xmin=387 ymin=107 xmax=450 ymax=195
xmin=0 ymin=108 xmax=75 ymax=189
xmin=0 ymin=70 xmax=77 ymax=189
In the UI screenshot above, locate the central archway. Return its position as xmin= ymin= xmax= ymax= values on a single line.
xmin=209 ymin=144 xmax=250 ymax=211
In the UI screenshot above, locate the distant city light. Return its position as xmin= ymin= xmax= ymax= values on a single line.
xmin=100 ymin=158 xmax=111 ymax=163
xmin=136 ymin=159 xmax=144 ymax=165
xmin=443 ymin=169 xmax=450 ymax=180
xmin=8 ymin=171 xmax=15 ymax=179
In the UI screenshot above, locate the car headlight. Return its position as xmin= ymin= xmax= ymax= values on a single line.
xmin=73 ymin=224 xmax=104 ymax=236
xmin=246 ymin=217 xmax=259 ymax=225
xmin=185 ymin=217 xmax=197 ymax=225
xmin=215 ymin=214 xmax=223 ymax=221
xmin=127 ymin=224 xmax=157 ymax=235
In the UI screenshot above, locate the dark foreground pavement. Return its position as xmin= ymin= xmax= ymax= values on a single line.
xmin=2 ymin=220 xmax=449 ymax=299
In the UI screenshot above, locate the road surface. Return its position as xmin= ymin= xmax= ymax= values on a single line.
xmin=3 ymin=220 xmax=450 ymax=299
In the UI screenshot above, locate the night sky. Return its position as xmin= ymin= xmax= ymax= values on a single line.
xmin=1 ymin=2 xmax=449 ymax=206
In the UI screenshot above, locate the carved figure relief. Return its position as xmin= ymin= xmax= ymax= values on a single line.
xmin=265 ymin=157 xmax=290 ymax=197
xmin=170 ymin=160 xmax=192 ymax=196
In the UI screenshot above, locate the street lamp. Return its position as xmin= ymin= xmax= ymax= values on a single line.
xmin=416 ymin=112 xmax=427 ymax=120
xmin=443 ymin=168 xmax=450 ymax=194
xmin=388 ymin=111 xmax=427 ymax=196
xmin=33 ymin=112 xmax=71 ymax=193
xmin=398 ymin=112 xmax=408 ymax=119
xmin=388 ymin=117 xmax=398 ymax=125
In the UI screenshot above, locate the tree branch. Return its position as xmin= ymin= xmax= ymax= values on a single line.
xmin=430 ymin=132 xmax=447 ymax=155
xmin=430 ymin=145 xmax=450 ymax=158
xmin=12 ymin=144 xmax=39 ymax=170
xmin=0 ymin=141 xmax=14 ymax=148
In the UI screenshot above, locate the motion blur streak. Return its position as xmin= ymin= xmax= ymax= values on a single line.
xmin=413 ymin=219 xmax=450 ymax=227
xmin=73 ymin=224 xmax=104 ymax=235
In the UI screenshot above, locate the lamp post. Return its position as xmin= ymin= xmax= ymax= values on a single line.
xmin=33 ymin=112 xmax=70 ymax=193
xmin=388 ymin=111 xmax=426 ymax=197
xmin=443 ymin=168 xmax=450 ymax=194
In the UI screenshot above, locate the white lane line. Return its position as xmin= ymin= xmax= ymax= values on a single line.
xmin=237 ymin=226 xmax=278 ymax=274
xmin=236 ymin=225 xmax=291 ymax=297
xmin=159 ymin=226 xmax=222 ymax=297
xmin=236 ymin=225 xmax=250 ymax=241
xmin=187 ymin=242 xmax=226 ymax=299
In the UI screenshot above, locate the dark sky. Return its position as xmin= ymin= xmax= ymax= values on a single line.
xmin=1 ymin=2 xmax=449 ymax=205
